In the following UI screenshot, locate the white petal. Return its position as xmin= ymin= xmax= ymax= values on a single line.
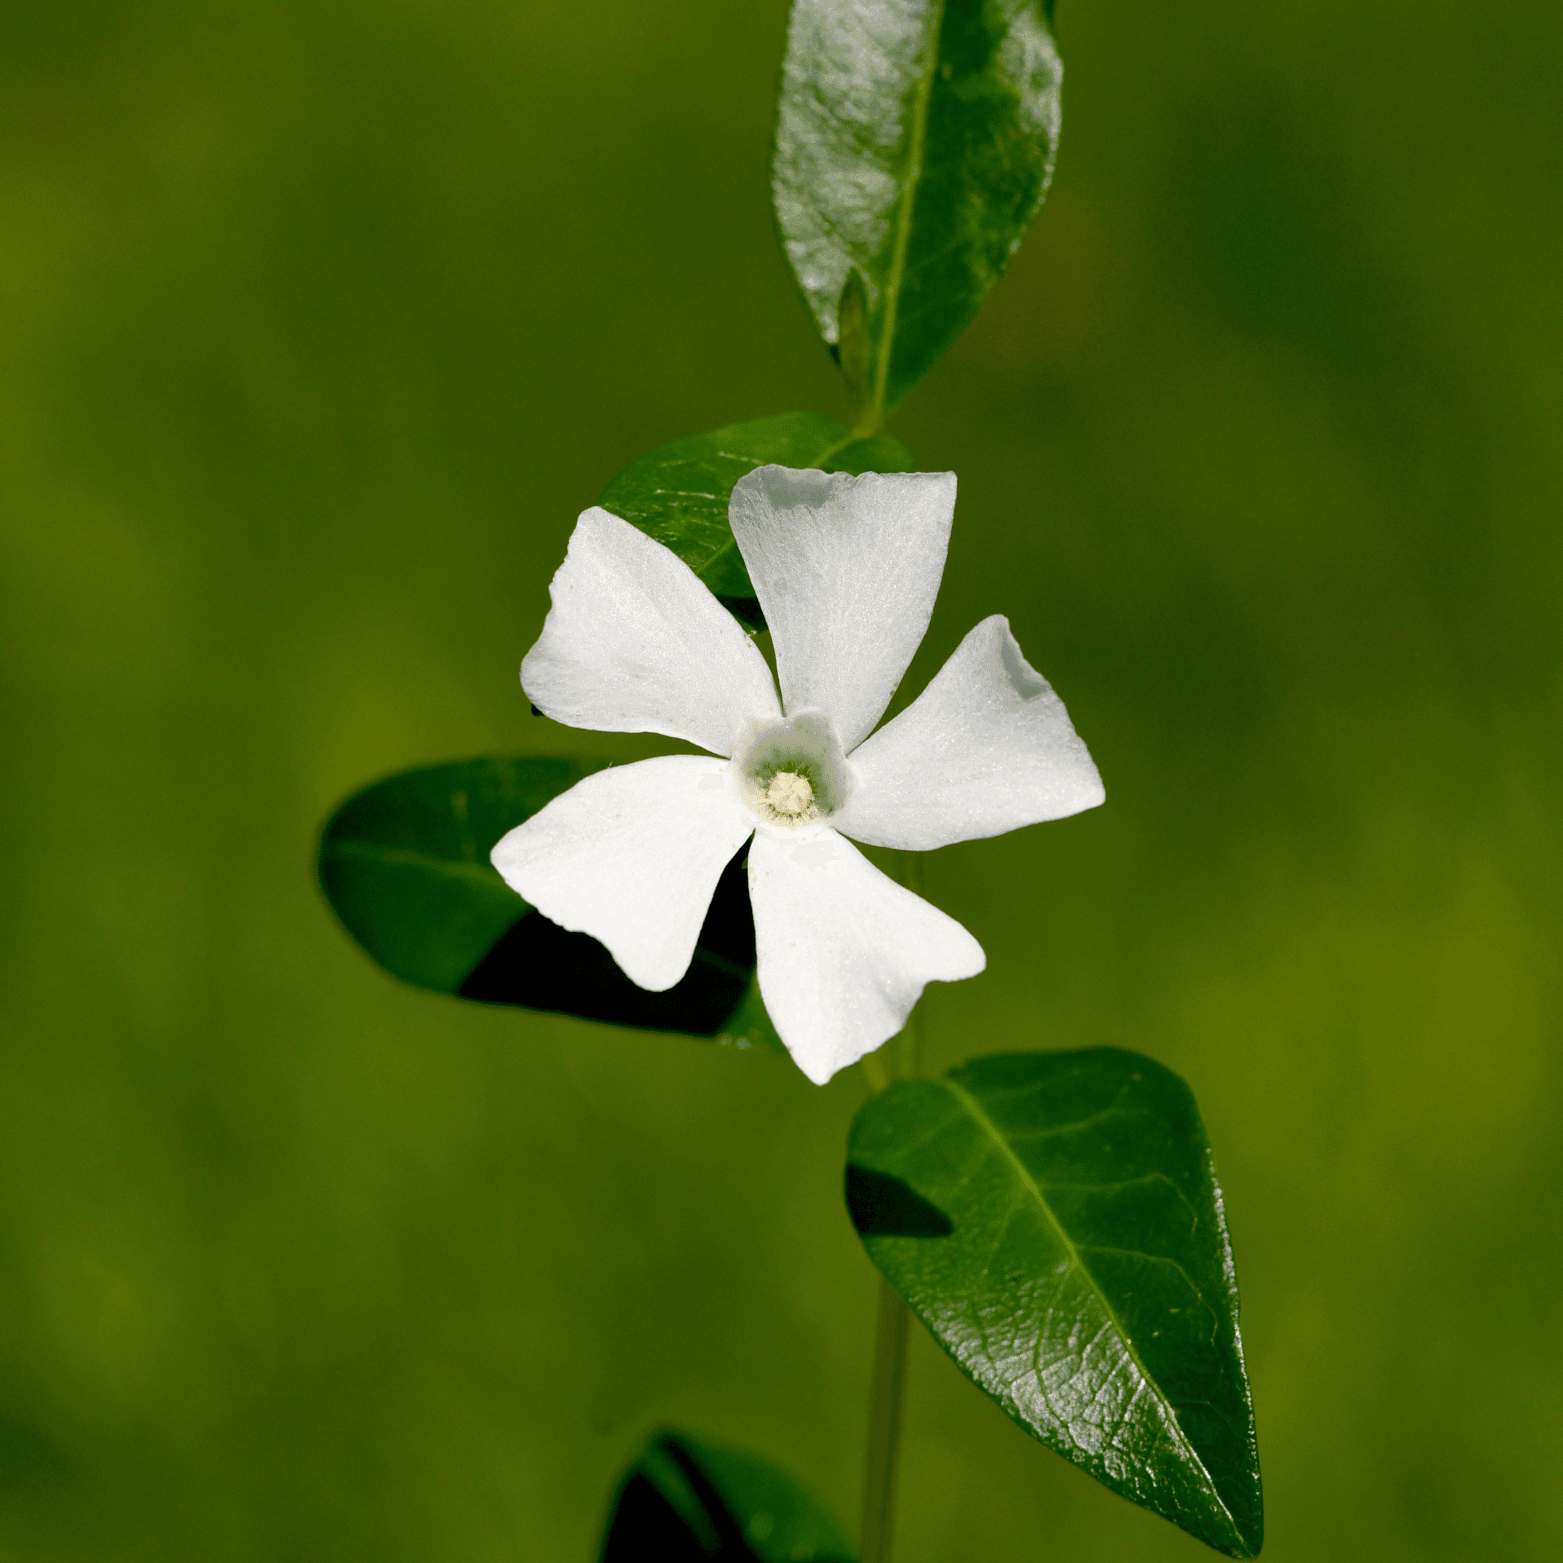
xmin=747 ymin=830 xmax=984 ymax=1085
xmin=729 ymin=466 xmax=955 ymax=751
xmin=490 ymin=757 xmax=754 ymax=991
xmin=521 ymin=507 xmax=782 ymax=756
xmin=839 ymin=615 xmax=1105 ymax=851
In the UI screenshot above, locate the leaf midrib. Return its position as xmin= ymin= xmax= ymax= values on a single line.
xmin=939 ymin=1076 xmax=1241 ymax=1542
xmin=871 ymin=0 xmax=945 ymax=419
xmin=323 ymin=839 xmax=518 ymax=897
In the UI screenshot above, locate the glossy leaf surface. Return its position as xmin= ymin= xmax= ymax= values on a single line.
xmin=596 ymin=411 xmax=912 ymax=628
xmin=848 ymin=1049 xmax=1262 ymax=1557
xmin=601 ymin=1430 xmax=854 ymax=1562
xmin=319 ymin=758 xmax=781 ymax=1046
xmin=774 ymin=0 xmax=1063 ymax=421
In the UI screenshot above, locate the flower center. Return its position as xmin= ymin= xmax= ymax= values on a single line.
xmin=733 ymin=710 xmax=851 ymax=833
xmin=765 ymin=770 xmax=814 ymax=817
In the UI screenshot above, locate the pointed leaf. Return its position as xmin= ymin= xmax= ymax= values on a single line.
xmin=596 ymin=412 xmax=913 ymax=629
xmin=774 ymin=0 xmax=1064 ymax=419
xmin=318 ymin=758 xmax=780 ymax=1044
xmin=847 ymin=1049 xmax=1263 ymax=1557
xmin=601 ymin=1429 xmax=854 ymax=1562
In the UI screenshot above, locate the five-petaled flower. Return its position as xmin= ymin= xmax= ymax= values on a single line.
xmin=492 ymin=466 xmax=1104 ymax=1084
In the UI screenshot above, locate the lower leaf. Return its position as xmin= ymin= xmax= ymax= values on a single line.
xmin=847 ymin=1048 xmax=1263 ymax=1558
xmin=601 ymin=1429 xmax=853 ymax=1562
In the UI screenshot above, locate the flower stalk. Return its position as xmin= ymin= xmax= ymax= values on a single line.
xmin=860 ymin=1277 xmax=913 ymax=1563
xmin=856 ymin=844 xmax=929 ymax=1562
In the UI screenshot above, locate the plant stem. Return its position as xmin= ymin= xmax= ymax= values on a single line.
xmin=859 ymin=1050 xmax=891 ymax=1094
xmin=854 ymin=847 xmax=930 ymax=1560
xmin=860 ymin=1277 xmax=912 ymax=1563
xmin=900 ymin=851 xmax=925 ymax=1078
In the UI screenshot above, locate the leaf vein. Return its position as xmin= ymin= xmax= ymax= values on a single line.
xmin=937 ymin=1077 xmax=1235 ymax=1525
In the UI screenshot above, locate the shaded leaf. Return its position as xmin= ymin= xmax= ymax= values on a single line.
xmin=596 ymin=411 xmax=913 ymax=628
xmin=775 ymin=0 xmax=1063 ymax=420
xmin=601 ymin=1429 xmax=854 ymax=1562
xmin=845 ymin=1165 xmax=953 ymax=1238
xmin=847 ymin=1049 xmax=1263 ymax=1557
xmin=319 ymin=757 xmax=780 ymax=1045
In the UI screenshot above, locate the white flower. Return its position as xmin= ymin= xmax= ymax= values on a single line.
xmin=491 ymin=465 xmax=1104 ymax=1084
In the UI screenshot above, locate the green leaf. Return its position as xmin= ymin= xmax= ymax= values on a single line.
xmin=847 ymin=1049 xmax=1263 ymax=1558
xmin=318 ymin=758 xmax=780 ymax=1043
xmin=596 ymin=412 xmax=913 ymax=629
xmin=774 ymin=0 xmax=1064 ymax=422
xmin=601 ymin=1429 xmax=854 ymax=1562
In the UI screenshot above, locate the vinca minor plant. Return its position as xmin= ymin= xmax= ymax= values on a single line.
xmin=318 ymin=3 xmax=1263 ymax=1559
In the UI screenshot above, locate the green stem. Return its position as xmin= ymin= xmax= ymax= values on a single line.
xmin=859 ymin=1277 xmax=912 ymax=1563
xmin=859 ymin=1050 xmax=891 ymax=1094
xmin=899 ymin=851 xmax=925 ymax=1079
xmin=855 ymin=847 xmax=929 ymax=1562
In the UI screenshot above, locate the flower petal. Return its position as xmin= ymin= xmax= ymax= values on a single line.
xmin=491 ymin=756 xmax=754 ymax=991
xmin=522 ymin=507 xmax=782 ymax=756
xmin=839 ymin=615 xmax=1104 ymax=851
xmin=747 ymin=830 xmax=984 ymax=1084
xmin=729 ymin=466 xmax=955 ymax=751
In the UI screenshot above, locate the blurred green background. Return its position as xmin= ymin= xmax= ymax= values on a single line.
xmin=2 ymin=2 xmax=1559 ymax=1558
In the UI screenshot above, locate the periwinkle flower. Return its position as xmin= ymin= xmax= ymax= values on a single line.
xmin=493 ymin=466 xmax=1103 ymax=1084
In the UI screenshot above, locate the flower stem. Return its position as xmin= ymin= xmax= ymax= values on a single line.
xmin=859 ymin=1050 xmax=891 ymax=1095
xmin=860 ymin=1276 xmax=912 ymax=1563
xmin=900 ymin=850 xmax=925 ymax=1079
xmin=854 ymin=847 xmax=930 ymax=1561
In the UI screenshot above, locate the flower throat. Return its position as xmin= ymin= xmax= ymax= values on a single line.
xmin=735 ymin=711 xmax=851 ymax=831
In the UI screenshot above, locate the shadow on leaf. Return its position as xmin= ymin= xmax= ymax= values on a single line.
xmin=845 ymin=1165 xmax=954 ymax=1238
xmin=459 ymin=845 xmax=755 ymax=1035
xmin=601 ymin=1429 xmax=854 ymax=1563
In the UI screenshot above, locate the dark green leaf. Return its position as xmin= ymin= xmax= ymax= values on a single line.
xmin=318 ymin=758 xmax=781 ymax=1044
xmin=596 ymin=412 xmax=913 ymax=629
xmin=774 ymin=0 xmax=1063 ymax=421
xmin=847 ymin=1050 xmax=1263 ymax=1558
xmin=601 ymin=1429 xmax=854 ymax=1562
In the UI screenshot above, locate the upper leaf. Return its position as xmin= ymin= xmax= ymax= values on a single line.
xmin=596 ymin=412 xmax=912 ymax=629
xmin=774 ymin=0 xmax=1063 ymax=422
xmin=600 ymin=1429 xmax=854 ymax=1562
xmin=847 ymin=1049 xmax=1263 ymax=1557
xmin=318 ymin=757 xmax=783 ymax=1048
